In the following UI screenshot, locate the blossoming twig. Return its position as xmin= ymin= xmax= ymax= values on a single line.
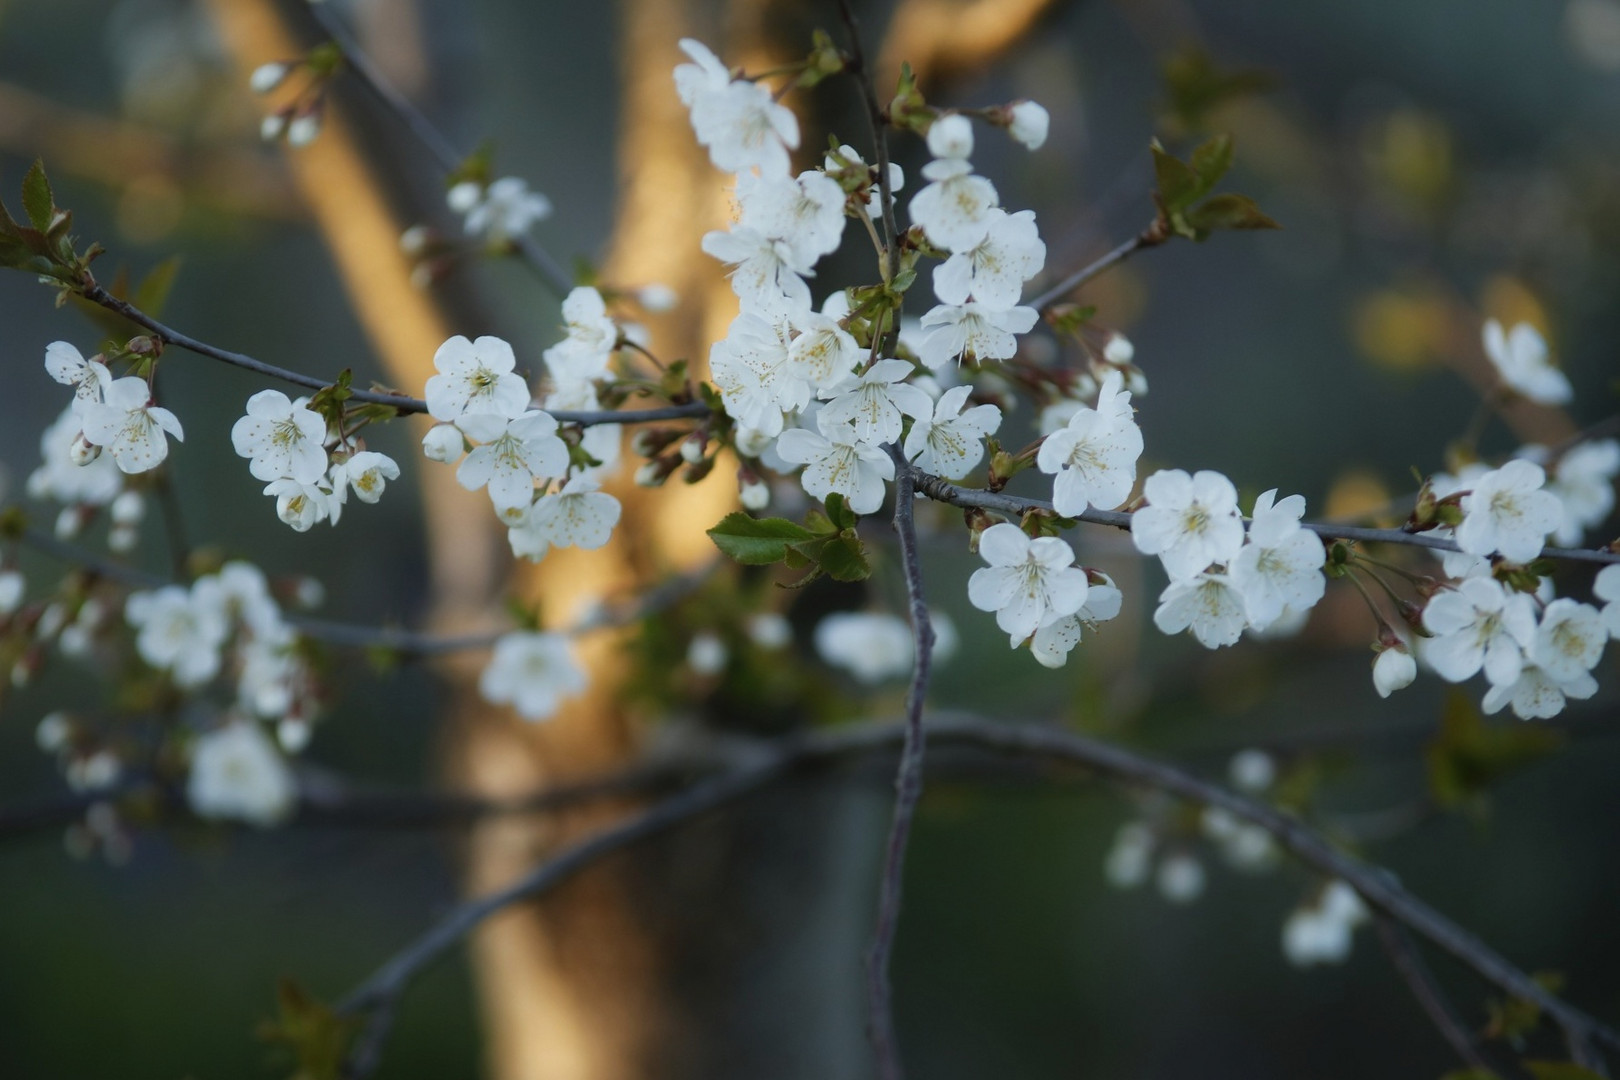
xmin=331 ymin=713 xmax=1620 ymax=1078
xmin=299 ymin=1 xmax=575 ymax=297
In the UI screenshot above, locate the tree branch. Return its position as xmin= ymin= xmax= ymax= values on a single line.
xmin=332 ymin=714 xmax=1620 ymax=1077
xmin=1028 ymin=227 xmax=1160 ymax=312
xmin=299 ymin=0 xmax=575 ymax=298
xmin=865 ymin=453 xmax=937 ymax=1080
xmin=1374 ymin=915 xmax=1499 ymax=1073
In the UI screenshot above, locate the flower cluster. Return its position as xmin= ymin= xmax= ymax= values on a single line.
xmin=41 ymin=341 xmax=183 ymax=477
xmin=231 ymin=389 xmax=399 ymax=532
xmin=966 ymin=523 xmax=1123 ymax=667
xmin=813 ymin=610 xmax=959 ymax=683
xmin=447 ymin=176 xmax=553 ymax=247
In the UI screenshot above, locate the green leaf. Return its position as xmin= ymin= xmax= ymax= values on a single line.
xmin=823 ymin=493 xmax=858 ymax=532
xmin=1190 ymin=134 xmax=1234 ymax=190
xmin=1151 ymin=140 xmax=1201 ymax=213
xmin=1182 ymin=193 xmax=1281 ymax=234
xmin=257 ymin=978 xmax=358 ymax=1080
xmin=1525 ymin=1064 xmax=1607 ymax=1080
xmin=133 ymin=257 xmax=182 ymax=319
xmin=1439 ymin=1071 xmax=1501 ymax=1080
xmin=1426 ymin=691 xmax=1563 ymax=811
xmin=814 ymin=533 xmax=871 ymax=582
xmin=707 ymin=513 xmax=817 ymax=565
xmin=21 ymin=160 xmax=54 ymax=234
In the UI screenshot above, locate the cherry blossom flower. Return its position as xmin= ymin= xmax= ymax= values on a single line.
xmin=813 ymin=610 xmax=956 ymax=683
xmin=817 ymin=358 xmax=933 ymax=445
xmin=968 ymin=523 xmax=1089 ymax=642
xmin=786 ymin=311 xmax=863 ymax=395
xmin=510 ymin=475 xmax=622 ymax=556
xmin=709 ymin=312 xmax=804 ymax=436
xmin=231 ymin=389 xmax=328 ymax=484
xmin=915 ymin=302 xmax=1039 ymax=369
xmin=673 ymin=37 xmax=731 ymax=105
xmin=479 ymin=631 xmax=587 ymax=721
xmin=336 ymin=451 xmax=400 ymax=504
xmin=1283 ymin=882 xmax=1367 ymax=968
xmin=1531 ymin=598 xmax=1607 ymax=681
xmin=1373 ymin=643 xmax=1417 ymax=698
xmin=1029 ymin=573 xmax=1123 ymax=668
xmin=677 ymin=39 xmax=798 ymax=177
xmin=1131 ymin=469 xmax=1245 ymax=580
xmin=44 ymin=341 xmax=111 ymax=412
xmin=263 ymin=477 xmax=339 ymax=532
xmin=1421 ymin=576 xmax=1537 ymax=686
xmin=421 ymin=422 xmax=466 ymax=464
xmin=1539 ymin=439 xmax=1620 ymax=546
xmin=1036 ymin=370 xmax=1142 ymax=515
xmin=1157 ymin=852 xmax=1206 ymax=904
xmin=187 ymin=721 xmax=296 ymax=826
xmin=1454 ymin=459 xmax=1561 ymax=564
xmin=1229 ymin=490 xmax=1326 ymax=629
xmin=1483 ymin=319 xmax=1571 ymax=405
xmin=1596 ymin=563 xmax=1620 ymax=639
xmin=425 ymin=335 xmax=531 ymax=423
xmin=908 ymin=157 xmax=999 ymax=252
xmin=701 ymin=225 xmax=815 ymax=316
xmin=125 ymin=583 xmax=229 ymax=687
xmin=1229 ymin=749 xmax=1276 ymax=793
xmin=737 ymin=170 xmax=848 ymax=264
xmin=928 ymin=114 xmax=975 ymax=159
xmin=79 ymin=377 xmax=184 ymax=475
xmin=0 ymin=569 xmax=22 ymax=616
xmin=1482 ymin=662 xmax=1597 ymax=720
xmin=904 ymin=385 xmax=1002 ymax=478
xmin=455 ymin=411 xmax=570 ymax=521
xmin=1152 ymin=573 xmax=1249 ymax=649
xmin=542 ymin=286 xmax=619 ymax=383
xmin=775 ymin=414 xmax=895 ymax=515
xmin=1007 ymin=100 xmax=1050 ymax=150
xmin=931 ymin=208 xmax=1045 ymax=308
xmin=462 ymin=176 xmax=552 ymax=245
xmin=687 ymin=632 xmax=729 ymax=675
xmin=1104 ymin=821 xmax=1156 ymax=889
xmin=28 ymin=406 xmax=123 ymax=506
xmin=824 ymin=143 xmax=904 ymax=218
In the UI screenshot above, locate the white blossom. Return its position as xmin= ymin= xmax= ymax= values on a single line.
xmin=425 ymin=335 xmax=531 ymax=423
xmin=1596 ymin=563 xmax=1620 ymax=639
xmin=263 ymin=477 xmax=336 ymax=532
xmin=775 ymin=413 xmax=895 ymax=515
xmin=1007 ymin=100 xmax=1050 ymax=150
xmin=249 ymin=61 xmax=290 ymax=94
xmin=932 ymin=208 xmax=1045 ymax=308
xmin=1531 ymin=598 xmax=1607 ymax=681
xmin=904 ymin=385 xmax=1002 ymax=478
xmin=1201 ymin=807 xmax=1277 ymax=871
xmin=231 ymin=389 xmax=328 ymax=483
xmin=737 ymin=169 xmax=848 ymax=264
xmin=676 ymin=39 xmax=798 ymax=177
xmin=286 ymin=111 xmax=321 ymax=147
xmin=421 ymin=422 xmax=466 ymax=464
xmin=908 ymin=158 xmax=999 ymax=252
xmin=336 ymin=451 xmax=400 ymax=503
xmin=0 ymin=569 xmax=22 ymax=616
xmin=1029 ymin=573 xmax=1123 ymax=668
xmin=542 ymin=287 xmax=619 ymax=383
xmin=916 ymin=302 xmax=1038 ymax=369
xmin=125 ymin=583 xmax=229 ymax=687
xmin=1541 ymin=439 xmax=1620 ymax=546
xmin=817 ymin=359 xmax=933 ymax=445
xmin=813 ymin=610 xmax=956 ymax=683
xmin=187 ymin=721 xmax=296 ymax=827
xmin=687 ymin=632 xmax=729 ymax=675
xmin=787 ymin=311 xmax=863 ymax=395
xmin=967 ymin=523 xmax=1089 ymax=642
xmin=462 ymin=176 xmax=552 ymax=244
xmin=1229 ymin=490 xmax=1326 ymax=629
xmin=1153 ymin=573 xmax=1249 ymax=649
xmin=1482 ymin=319 xmax=1571 ymax=405
xmin=1131 ymin=469 xmax=1245 ymax=580
xmin=747 ymin=613 xmax=792 ymax=650
xmin=508 ymin=474 xmax=621 ymax=558
xmin=927 ymin=114 xmax=975 ymax=160
xmin=79 ymin=377 xmax=183 ymax=475
xmin=1228 ymin=750 xmax=1276 ymax=793
xmin=1373 ymin=644 xmax=1417 ymax=698
xmin=1036 ymin=370 xmax=1142 ymax=515
xmin=709 ymin=312 xmax=803 ymax=436
xmin=543 ymin=381 xmax=621 ymax=476
xmin=1157 ymin=852 xmax=1206 ymax=904
xmin=1104 ymin=821 xmax=1155 ymax=889
xmin=1481 ymin=663 xmax=1597 ymax=720
xmin=701 ymin=225 xmax=815 ymax=316
xmin=455 ymin=411 xmax=570 ymax=522
xmin=1455 ymin=460 xmax=1560 ymax=564
xmin=479 ymin=631 xmax=587 ymax=721
xmin=1283 ymin=882 xmax=1368 ymax=968
xmin=44 ymin=341 xmax=111 ymax=412
xmin=1421 ymin=576 xmax=1537 ymax=685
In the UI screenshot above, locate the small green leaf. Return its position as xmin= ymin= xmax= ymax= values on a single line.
xmin=1183 ymin=192 xmax=1280 ymax=234
xmin=1525 ymin=1063 xmax=1608 ymax=1080
xmin=21 ymin=160 xmax=54 ymax=234
xmin=815 ymin=533 xmax=871 ymax=582
xmin=1439 ymin=1070 xmax=1501 ymax=1080
xmin=257 ymin=978 xmax=358 ymax=1080
xmin=1190 ymin=134 xmax=1234 ymax=190
xmin=1151 ymin=140 xmax=1200 ymax=213
xmin=823 ymin=493 xmax=858 ymax=532
xmin=708 ymin=513 xmax=817 ymax=565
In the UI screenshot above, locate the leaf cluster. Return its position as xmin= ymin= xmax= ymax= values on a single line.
xmin=707 ymin=494 xmax=872 ymax=586
xmin=1151 ymin=135 xmax=1279 ymax=242
xmin=0 ymin=160 xmax=101 ymax=294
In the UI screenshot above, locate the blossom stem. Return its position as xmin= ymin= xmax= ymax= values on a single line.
xmin=1028 ymin=224 xmax=1162 ymax=312
xmin=298 ymin=1 xmax=577 ymax=297
xmin=836 ymin=0 xmax=901 ymax=289
xmin=864 ymin=453 xmax=937 ymax=1080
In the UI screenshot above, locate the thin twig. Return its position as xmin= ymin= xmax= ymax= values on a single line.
xmin=1028 ymin=227 xmax=1160 ymax=312
xmin=865 ymin=454 xmax=936 ymax=1080
xmin=1374 ymin=915 xmax=1495 ymax=1072
xmin=332 ymin=714 xmax=1620 ymax=1077
xmin=299 ymin=1 xmax=574 ymax=297
xmin=837 ymin=0 xmax=901 ymax=285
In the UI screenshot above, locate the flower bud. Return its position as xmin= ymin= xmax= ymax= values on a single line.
xmin=1228 ymin=748 xmax=1275 ymax=793
xmin=1103 ymin=333 xmax=1135 ymax=365
xmin=55 ymin=506 xmax=86 ymax=540
xmin=0 ymin=569 xmax=24 ymax=616
xmin=926 ymin=113 xmax=974 ymax=160
xmin=287 ymin=110 xmax=323 ymax=148
xmin=249 ymin=61 xmax=291 ymax=94
xmin=110 ymin=490 xmax=145 ymax=526
xmin=686 ymin=631 xmax=728 ymax=676
xmin=107 ymin=525 xmax=138 ymax=554
xmin=421 ymin=422 xmax=465 ymax=463
xmin=635 ymin=459 xmax=671 ymax=488
xmin=746 ymin=613 xmax=791 ymax=650
xmin=1156 ymin=852 xmax=1206 ymax=904
xmin=293 ymin=576 xmax=325 ymax=610
xmin=399 ymin=224 xmax=434 ymax=257
xmin=58 ymin=623 xmax=91 ymax=658
xmin=259 ymin=111 xmax=289 ymax=142
xmin=679 ymin=434 xmax=707 ymax=465
xmin=38 ymin=602 xmax=68 ymax=639
xmin=739 ymin=477 xmax=770 ymax=511
xmin=1007 ymin=100 xmax=1050 ymax=150
xmin=637 ymin=283 xmax=678 ymax=313
xmin=69 ymin=433 xmax=101 ymax=466
xmin=1372 ymin=643 xmax=1417 ymax=698
xmin=631 ymin=427 xmax=680 ymax=458
xmin=277 ymin=717 xmax=312 ymax=753
xmin=125 ymin=336 xmax=159 ymax=356
xmin=446 ymin=180 xmax=483 ymax=215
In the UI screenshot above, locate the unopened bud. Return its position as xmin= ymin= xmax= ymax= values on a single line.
xmin=739 ymin=477 xmax=770 ymax=511
xmin=635 ymin=457 xmax=677 ymax=488
xmin=109 ymin=490 xmax=145 ymax=526
xmin=0 ymin=569 xmax=24 ymax=616
xmin=1006 ymin=99 xmax=1050 ymax=150
xmin=259 ymin=111 xmax=289 ymax=142
xmin=446 ymin=180 xmax=483 ymax=215
xmin=293 ymin=576 xmax=325 ymax=610
xmin=926 ymin=113 xmax=974 ymax=160
xmin=286 ymin=108 xmax=323 ymax=148
xmin=1104 ymin=333 xmax=1134 ymax=365
xmin=686 ymin=631 xmax=728 ymax=676
xmin=631 ymin=427 xmax=680 ymax=458
xmin=682 ymin=455 xmax=716 ymax=484
xmin=278 ymin=717 xmax=312 ymax=753
xmin=55 ymin=506 xmax=86 ymax=540
xmin=421 ymin=422 xmax=465 ymax=463
xmin=125 ymin=336 xmax=159 ymax=356
xmin=107 ymin=524 xmax=138 ymax=554
xmin=399 ymin=224 xmax=434 ymax=257
xmin=637 ymin=283 xmax=678 ymax=313
xmin=679 ymin=434 xmax=707 ymax=465
xmin=69 ymin=433 xmax=101 ymax=466
xmin=36 ymin=711 xmax=72 ymax=753
xmin=249 ymin=61 xmax=291 ymax=94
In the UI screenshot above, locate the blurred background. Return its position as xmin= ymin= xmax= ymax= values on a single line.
xmin=1 ymin=0 xmax=1619 ymax=1077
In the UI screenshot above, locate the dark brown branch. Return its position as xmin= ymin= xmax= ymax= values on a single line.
xmin=300 ymin=0 xmax=574 ymax=298
xmin=1375 ymin=915 xmax=1498 ymax=1073
xmin=866 ymin=454 xmax=937 ymax=1080
xmin=332 ymin=714 xmax=1620 ymax=1077
xmin=1028 ymin=227 xmax=1160 ymax=312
